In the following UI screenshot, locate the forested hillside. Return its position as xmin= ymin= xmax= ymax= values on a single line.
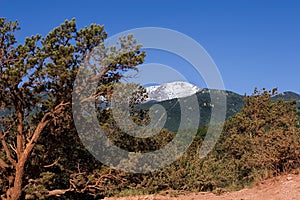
xmin=138 ymin=88 xmax=300 ymax=133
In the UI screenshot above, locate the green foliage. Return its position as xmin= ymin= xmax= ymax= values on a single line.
xmin=0 ymin=17 xmax=145 ymax=199
xmin=99 ymin=88 xmax=300 ymax=197
xmin=201 ymin=88 xmax=300 ymax=190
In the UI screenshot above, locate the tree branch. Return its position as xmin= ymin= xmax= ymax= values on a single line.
xmin=22 ymin=102 xmax=70 ymax=164
xmin=0 ymin=158 xmax=9 ymax=169
xmin=0 ymin=129 xmax=17 ymax=167
xmin=46 ymin=189 xmax=72 ymax=197
xmin=43 ymin=157 xmax=60 ymax=168
xmin=9 ymin=144 xmax=18 ymax=155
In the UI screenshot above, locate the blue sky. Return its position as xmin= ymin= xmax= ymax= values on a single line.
xmin=2 ymin=0 xmax=300 ymax=94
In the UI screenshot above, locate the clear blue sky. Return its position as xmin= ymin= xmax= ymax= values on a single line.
xmin=2 ymin=0 xmax=300 ymax=94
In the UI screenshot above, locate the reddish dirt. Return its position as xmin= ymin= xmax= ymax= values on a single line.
xmin=104 ymin=173 xmax=300 ymax=200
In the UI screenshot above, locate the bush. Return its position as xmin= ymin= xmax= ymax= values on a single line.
xmin=202 ymin=88 xmax=300 ymax=189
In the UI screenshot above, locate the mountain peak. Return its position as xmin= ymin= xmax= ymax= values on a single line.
xmin=146 ymin=81 xmax=201 ymax=101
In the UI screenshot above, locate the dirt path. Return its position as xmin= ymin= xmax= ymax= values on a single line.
xmin=105 ymin=173 xmax=300 ymax=200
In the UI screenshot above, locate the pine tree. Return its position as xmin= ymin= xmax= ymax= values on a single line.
xmin=0 ymin=18 xmax=145 ymax=199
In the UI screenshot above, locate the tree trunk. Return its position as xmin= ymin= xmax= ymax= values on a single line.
xmin=7 ymin=161 xmax=25 ymax=200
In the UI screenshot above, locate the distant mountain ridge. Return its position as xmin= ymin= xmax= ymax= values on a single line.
xmin=273 ymin=91 xmax=300 ymax=107
xmin=146 ymin=82 xmax=300 ymax=104
xmin=139 ymin=88 xmax=244 ymax=132
xmin=139 ymin=82 xmax=300 ymax=132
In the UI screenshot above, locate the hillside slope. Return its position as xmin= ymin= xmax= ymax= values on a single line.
xmin=137 ymin=88 xmax=300 ymax=133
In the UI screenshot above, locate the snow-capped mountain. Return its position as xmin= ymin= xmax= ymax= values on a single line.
xmin=146 ymin=81 xmax=202 ymax=101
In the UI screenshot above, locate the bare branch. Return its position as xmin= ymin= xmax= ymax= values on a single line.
xmin=0 ymin=158 xmax=9 ymax=169
xmin=0 ymin=129 xmax=17 ymax=167
xmin=9 ymin=144 xmax=17 ymax=155
xmin=43 ymin=157 xmax=60 ymax=168
xmin=68 ymin=169 xmax=126 ymax=195
xmin=46 ymin=189 xmax=72 ymax=197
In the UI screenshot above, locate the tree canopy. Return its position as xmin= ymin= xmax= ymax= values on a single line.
xmin=0 ymin=17 xmax=145 ymax=199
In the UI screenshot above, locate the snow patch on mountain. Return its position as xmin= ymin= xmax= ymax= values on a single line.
xmin=146 ymin=81 xmax=202 ymax=102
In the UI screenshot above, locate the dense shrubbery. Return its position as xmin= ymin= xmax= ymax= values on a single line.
xmin=91 ymin=88 xmax=300 ymax=197
xmin=215 ymin=89 xmax=300 ymax=185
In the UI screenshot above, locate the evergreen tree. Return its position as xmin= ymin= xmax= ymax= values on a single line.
xmin=0 ymin=18 xmax=145 ymax=199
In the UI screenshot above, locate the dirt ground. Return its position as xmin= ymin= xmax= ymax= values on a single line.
xmin=104 ymin=173 xmax=300 ymax=200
